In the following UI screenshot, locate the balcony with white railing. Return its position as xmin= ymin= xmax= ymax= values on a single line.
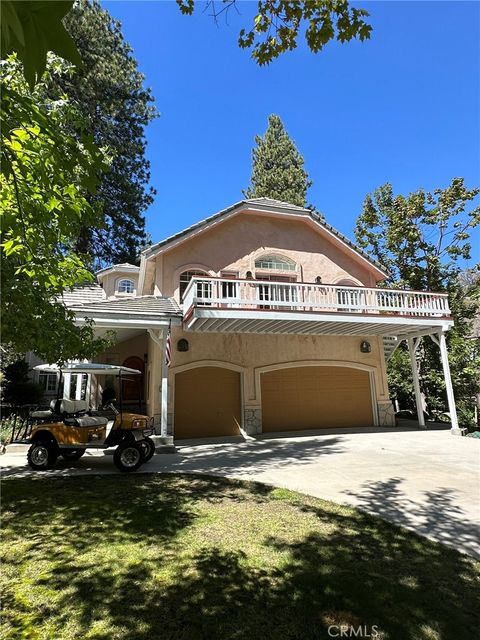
xmin=182 ymin=277 xmax=453 ymax=337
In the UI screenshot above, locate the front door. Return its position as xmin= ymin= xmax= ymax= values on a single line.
xmin=122 ymin=356 xmax=144 ymax=402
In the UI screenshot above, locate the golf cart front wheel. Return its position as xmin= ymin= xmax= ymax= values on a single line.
xmin=61 ymin=449 xmax=86 ymax=462
xmin=27 ymin=442 xmax=58 ymax=471
xmin=114 ymin=443 xmax=143 ymax=472
xmin=139 ymin=437 xmax=155 ymax=462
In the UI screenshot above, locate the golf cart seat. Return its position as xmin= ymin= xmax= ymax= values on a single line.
xmin=30 ymin=399 xmax=61 ymax=420
xmin=59 ymin=400 xmax=108 ymax=428
xmin=56 ymin=399 xmax=105 ymax=428
xmin=64 ymin=415 xmax=109 ymax=428
xmin=59 ymin=399 xmax=88 ymax=416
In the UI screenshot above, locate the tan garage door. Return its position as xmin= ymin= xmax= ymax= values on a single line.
xmin=261 ymin=366 xmax=374 ymax=432
xmin=174 ymin=367 xmax=242 ymax=439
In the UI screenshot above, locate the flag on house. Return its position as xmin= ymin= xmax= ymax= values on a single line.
xmin=165 ymin=322 xmax=172 ymax=367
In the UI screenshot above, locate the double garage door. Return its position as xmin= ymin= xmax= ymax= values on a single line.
xmin=174 ymin=365 xmax=374 ymax=439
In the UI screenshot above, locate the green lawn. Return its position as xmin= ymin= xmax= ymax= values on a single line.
xmin=1 ymin=474 xmax=478 ymax=640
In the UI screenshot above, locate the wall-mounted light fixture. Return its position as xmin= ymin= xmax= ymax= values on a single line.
xmin=360 ymin=340 xmax=371 ymax=353
xmin=177 ymin=338 xmax=189 ymax=352
xmin=315 ymin=275 xmax=323 ymax=284
xmin=246 ymin=270 xmax=253 ymax=279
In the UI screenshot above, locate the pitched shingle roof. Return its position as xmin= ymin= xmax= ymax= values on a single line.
xmin=61 ymin=284 xmax=106 ymax=306
xmin=243 ymin=197 xmax=309 ymax=212
xmin=70 ymin=295 xmax=182 ymax=316
xmin=95 ymin=263 xmax=140 ymax=275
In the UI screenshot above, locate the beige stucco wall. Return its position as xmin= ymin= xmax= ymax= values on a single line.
xmin=165 ymin=327 xmax=391 ymax=431
xmin=98 ymin=271 xmax=140 ymax=299
xmin=148 ymin=212 xmax=380 ymax=300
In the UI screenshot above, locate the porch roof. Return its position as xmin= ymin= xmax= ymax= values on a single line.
xmin=71 ymin=295 xmax=182 ymax=329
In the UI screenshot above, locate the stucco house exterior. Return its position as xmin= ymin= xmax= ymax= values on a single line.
xmin=35 ymin=197 xmax=460 ymax=440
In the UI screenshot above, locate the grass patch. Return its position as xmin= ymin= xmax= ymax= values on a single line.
xmin=1 ymin=474 xmax=478 ymax=640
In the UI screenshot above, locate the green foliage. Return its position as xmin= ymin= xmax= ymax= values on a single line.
xmin=47 ymin=0 xmax=158 ymax=267
xmin=1 ymin=359 xmax=43 ymax=407
xmin=244 ymin=114 xmax=312 ymax=207
xmin=355 ymin=180 xmax=480 ymax=427
xmin=355 ymin=179 xmax=480 ymax=290
xmin=0 ymin=1 xmax=80 ymax=89
xmin=176 ymin=0 xmax=372 ymax=65
xmin=1 ymin=56 xmax=112 ymax=363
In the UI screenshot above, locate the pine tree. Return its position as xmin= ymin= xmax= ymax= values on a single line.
xmin=244 ymin=114 xmax=312 ymax=207
xmin=49 ymin=0 xmax=157 ymax=267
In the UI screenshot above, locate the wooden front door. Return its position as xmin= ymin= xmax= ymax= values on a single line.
xmin=122 ymin=356 xmax=144 ymax=402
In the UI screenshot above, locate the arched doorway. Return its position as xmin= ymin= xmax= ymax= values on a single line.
xmin=122 ymin=356 xmax=145 ymax=404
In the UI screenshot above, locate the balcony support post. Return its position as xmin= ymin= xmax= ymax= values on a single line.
xmin=430 ymin=332 xmax=463 ymax=435
xmin=407 ymin=337 xmax=425 ymax=428
xmin=148 ymin=328 xmax=175 ymax=449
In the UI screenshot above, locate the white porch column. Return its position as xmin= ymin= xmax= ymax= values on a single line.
xmin=407 ymin=337 xmax=425 ymax=428
xmin=431 ymin=332 xmax=461 ymax=434
xmin=147 ymin=328 xmax=174 ymax=447
xmin=160 ymin=346 xmax=169 ymax=438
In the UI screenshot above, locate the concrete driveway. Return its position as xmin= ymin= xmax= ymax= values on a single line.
xmin=2 ymin=424 xmax=479 ymax=558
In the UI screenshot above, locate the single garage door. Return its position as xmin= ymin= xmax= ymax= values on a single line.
xmin=174 ymin=366 xmax=242 ymax=439
xmin=261 ymin=366 xmax=374 ymax=432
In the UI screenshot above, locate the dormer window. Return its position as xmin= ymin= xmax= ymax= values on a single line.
xmin=255 ymin=254 xmax=296 ymax=271
xmin=118 ymin=279 xmax=135 ymax=294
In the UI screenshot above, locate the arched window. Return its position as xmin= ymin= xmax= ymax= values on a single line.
xmin=255 ymin=254 xmax=296 ymax=272
xmin=118 ymin=279 xmax=135 ymax=294
xmin=179 ymin=270 xmax=208 ymax=301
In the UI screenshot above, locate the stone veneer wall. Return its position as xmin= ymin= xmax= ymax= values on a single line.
xmin=377 ymin=400 xmax=396 ymax=427
xmin=243 ymin=407 xmax=262 ymax=435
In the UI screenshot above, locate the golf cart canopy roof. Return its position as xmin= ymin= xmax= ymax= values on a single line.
xmin=34 ymin=363 xmax=142 ymax=376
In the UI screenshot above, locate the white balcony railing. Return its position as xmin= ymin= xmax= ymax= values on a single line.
xmin=182 ymin=278 xmax=451 ymax=318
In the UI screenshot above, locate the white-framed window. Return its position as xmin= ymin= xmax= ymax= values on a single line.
xmin=179 ymin=270 xmax=209 ymax=301
xmin=118 ymin=279 xmax=135 ymax=294
xmin=39 ymin=373 xmax=58 ymax=393
xmin=255 ymin=254 xmax=296 ymax=271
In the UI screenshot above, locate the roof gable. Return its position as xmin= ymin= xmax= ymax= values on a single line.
xmin=142 ymin=198 xmax=388 ymax=279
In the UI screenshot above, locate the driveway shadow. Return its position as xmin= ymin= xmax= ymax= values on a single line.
xmin=170 ymin=435 xmax=345 ymax=476
xmin=344 ymin=477 xmax=480 ymax=559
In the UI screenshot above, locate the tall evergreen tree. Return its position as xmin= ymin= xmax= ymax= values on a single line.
xmin=244 ymin=114 xmax=312 ymax=207
xmin=49 ymin=0 xmax=157 ymax=267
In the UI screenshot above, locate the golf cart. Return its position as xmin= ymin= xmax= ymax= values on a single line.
xmin=26 ymin=363 xmax=155 ymax=472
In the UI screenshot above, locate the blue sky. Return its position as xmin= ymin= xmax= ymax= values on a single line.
xmin=103 ymin=0 xmax=479 ymax=266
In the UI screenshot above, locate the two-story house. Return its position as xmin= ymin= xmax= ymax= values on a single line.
xmin=56 ymin=197 xmax=460 ymax=440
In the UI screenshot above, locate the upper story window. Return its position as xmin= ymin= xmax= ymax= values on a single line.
xmin=118 ymin=279 xmax=135 ymax=294
xmin=179 ymin=270 xmax=208 ymax=301
xmin=255 ymin=254 xmax=296 ymax=271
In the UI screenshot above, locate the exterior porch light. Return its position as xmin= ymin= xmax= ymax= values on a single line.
xmin=360 ymin=340 xmax=371 ymax=353
xmin=177 ymin=338 xmax=189 ymax=352
xmin=315 ymin=276 xmax=322 ymax=284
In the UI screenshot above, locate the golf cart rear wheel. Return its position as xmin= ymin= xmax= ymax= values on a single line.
xmin=139 ymin=437 xmax=155 ymax=462
xmin=27 ymin=442 xmax=58 ymax=471
xmin=61 ymin=449 xmax=86 ymax=461
xmin=114 ymin=443 xmax=143 ymax=472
